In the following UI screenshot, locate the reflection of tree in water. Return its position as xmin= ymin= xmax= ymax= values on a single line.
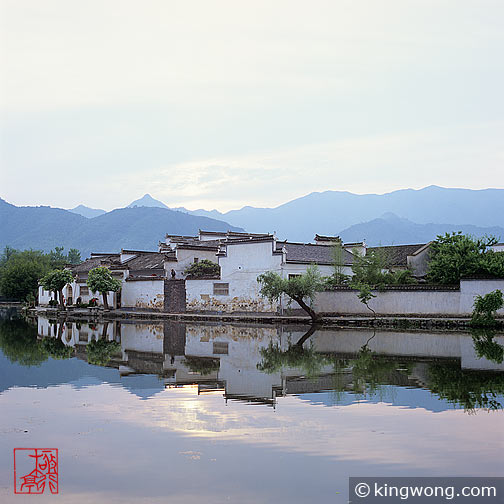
xmin=41 ymin=336 xmax=75 ymax=360
xmin=86 ymin=338 xmax=121 ymax=366
xmin=0 ymin=318 xmax=75 ymax=365
xmin=0 ymin=317 xmax=47 ymax=366
xmin=470 ymin=329 xmax=504 ymax=364
xmin=427 ymin=363 xmax=504 ymax=412
xmin=183 ymin=357 xmax=220 ymax=376
xmin=258 ymin=327 xmax=504 ymax=412
xmin=258 ymin=327 xmax=408 ymax=394
xmin=258 ymin=324 xmax=333 ymax=378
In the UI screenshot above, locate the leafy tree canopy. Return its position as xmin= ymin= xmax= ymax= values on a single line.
xmin=184 ymin=259 xmax=220 ymax=278
xmin=257 ymin=265 xmax=325 ymax=321
xmin=0 ymin=250 xmax=51 ymax=301
xmin=0 ymin=246 xmax=83 ymax=301
xmin=87 ymin=267 xmax=121 ymax=309
xmin=471 ymin=290 xmax=503 ymax=328
xmin=427 ymin=232 xmax=503 ymax=284
xmin=40 ymin=269 xmax=74 ymax=307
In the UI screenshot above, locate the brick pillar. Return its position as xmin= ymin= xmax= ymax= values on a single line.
xmin=164 ymin=279 xmax=186 ymax=313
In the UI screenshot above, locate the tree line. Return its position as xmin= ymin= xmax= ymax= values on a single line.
xmin=0 ymin=246 xmax=81 ymax=302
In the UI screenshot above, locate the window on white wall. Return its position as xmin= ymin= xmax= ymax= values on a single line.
xmin=213 ymin=283 xmax=229 ymax=295
xmin=213 ymin=342 xmax=228 ymax=355
xmin=80 ymin=286 xmax=89 ymax=295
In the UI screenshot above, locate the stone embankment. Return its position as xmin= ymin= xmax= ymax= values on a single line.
xmin=30 ymin=306 xmax=502 ymax=331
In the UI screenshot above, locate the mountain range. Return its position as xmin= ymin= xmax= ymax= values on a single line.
xmin=2 ymin=186 xmax=504 ymax=257
xmin=339 ymin=212 xmax=504 ymax=246
xmin=0 ymin=198 xmax=242 ymax=258
xmin=177 ymin=185 xmax=504 ymax=242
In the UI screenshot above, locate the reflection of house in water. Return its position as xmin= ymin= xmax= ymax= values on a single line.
xmin=36 ymin=317 xmax=504 ymax=408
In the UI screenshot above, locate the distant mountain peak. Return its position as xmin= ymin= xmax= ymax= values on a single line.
xmin=380 ymin=212 xmax=403 ymax=221
xmin=127 ymin=194 xmax=169 ymax=209
xmin=68 ymin=204 xmax=106 ymax=219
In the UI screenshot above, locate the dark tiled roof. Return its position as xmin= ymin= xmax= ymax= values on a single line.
xmin=176 ymin=240 xmax=221 ymax=250
xmin=367 ymin=244 xmax=427 ymax=267
xmin=280 ymin=242 xmax=355 ymax=265
xmin=125 ymin=252 xmax=167 ymax=271
xmin=71 ymin=254 xmax=118 ymax=273
xmin=314 ymin=234 xmax=342 ymax=242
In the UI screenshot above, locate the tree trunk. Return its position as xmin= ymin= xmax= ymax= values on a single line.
xmin=101 ymin=322 xmax=109 ymax=340
xmin=58 ymin=289 xmax=64 ymax=309
xmin=294 ymin=296 xmax=319 ymax=322
xmin=102 ymin=292 xmax=109 ymax=310
xmin=295 ymin=323 xmax=319 ymax=347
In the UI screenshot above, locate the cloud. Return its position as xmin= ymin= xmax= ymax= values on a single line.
xmin=130 ymin=121 xmax=504 ymax=211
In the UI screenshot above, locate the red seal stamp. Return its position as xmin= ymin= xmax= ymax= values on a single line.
xmin=13 ymin=448 xmax=59 ymax=494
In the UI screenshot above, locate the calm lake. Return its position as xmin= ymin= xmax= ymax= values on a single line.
xmin=1 ymin=313 xmax=503 ymax=503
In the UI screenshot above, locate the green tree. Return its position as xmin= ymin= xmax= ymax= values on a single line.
xmin=330 ymin=242 xmax=350 ymax=285
xmin=471 ymin=290 xmax=503 ymax=328
xmin=257 ymin=265 xmax=325 ymax=322
xmin=0 ymin=246 xmax=17 ymax=267
xmin=86 ymin=266 xmax=121 ymax=310
xmin=427 ymin=232 xmax=498 ymax=284
xmin=49 ymin=246 xmax=68 ymax=269
xmin=40 ymin=269 xmax=74 ymax=308
xmin=184 ymin=259 xmax=220 ymax=278
xmin=0 ymin=251 xmax=51 ymax=301
xmin=481 ymin=250 xmax=504 ymax=278
xmin=67 ymin=249 xmax=82 ymax=265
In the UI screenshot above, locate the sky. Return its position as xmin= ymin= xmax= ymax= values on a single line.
xmin=1 ymin=0 xmax=503 ymax=212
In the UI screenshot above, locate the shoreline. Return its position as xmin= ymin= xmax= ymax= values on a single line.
xmin=28 ymin=306 xmax=504 ymax=331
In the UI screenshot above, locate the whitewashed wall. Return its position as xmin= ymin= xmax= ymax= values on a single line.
xmin=38 ymin=281 xmax=116 ymax=308
xmin=459 ymin=279 xmax=504 ymax=315
xmin=122 ymin=279 xmax=164 ymax=310
xmin=164 ymin=248 xmax=218 ymax=278
xmin=186 ymin=241 xmax=282 ymax=313
xmin=314 ymin=279 xmax=504 ymax=316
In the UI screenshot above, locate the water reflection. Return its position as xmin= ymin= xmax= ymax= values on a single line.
xmin=1 ymin=316 xmax=503 ymax=413
xmin=1 ymin=315 xmax=504 ymax=503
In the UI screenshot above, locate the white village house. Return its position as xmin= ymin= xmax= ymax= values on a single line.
xmin=38 ymin=230 xmax=504 ymax=317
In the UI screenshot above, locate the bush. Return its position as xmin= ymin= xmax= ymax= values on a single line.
xmin=48 ymin=299 xmax=58 ymax=307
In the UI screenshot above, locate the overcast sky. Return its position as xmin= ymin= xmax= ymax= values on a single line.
xmin=1 ymin=0 xmax=503 ymax=212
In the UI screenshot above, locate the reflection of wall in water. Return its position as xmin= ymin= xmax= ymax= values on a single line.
xmin=37 ymin=317 xmax=118 ymax=347
xmin=310 ymin=329 xmax=504 ymax=372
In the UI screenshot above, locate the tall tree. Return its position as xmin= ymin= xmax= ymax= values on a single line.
xmin=40 ymin=269 xmax=74 ymax=308
xmin=427 ymin=232 xmax=499 ymax=284
xmin=0 ymin=250 xmax=51 ymax=301
xmin=86 ymin=267 xmax=121 ymax=310
xmin=67 ymin=249 xmax=82 ymax=265
xmin=49 ymin=246 xmax=67 ymax=269
xmin=257 ymin=265 xmax=324 ymax=322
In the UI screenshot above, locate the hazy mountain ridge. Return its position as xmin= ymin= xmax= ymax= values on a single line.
xmin=0 ymin=198 xmax=243 ymax=258
xmin=179 ymin=186 xmax=504 ymax=241
xmin=68 ymin=204 xmax=106 ymax=218
xmin=338 ymin=213 xmax=504 ymax=246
